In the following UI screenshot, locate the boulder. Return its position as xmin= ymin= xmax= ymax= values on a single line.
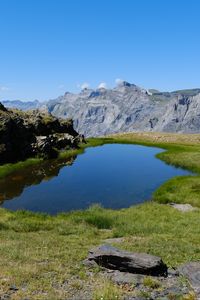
xmin=178 ymin=262 xmax=200 ymax=295
xmin=86 ymin=245 xmax=168 ymax=276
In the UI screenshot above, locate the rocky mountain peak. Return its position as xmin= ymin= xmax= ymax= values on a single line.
xmin=117 ymin=81 xmax=135 ymax=87
xmin=114 ymin=81 xmax=140 ymax=93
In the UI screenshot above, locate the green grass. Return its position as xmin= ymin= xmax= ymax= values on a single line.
xmin=143 ymin=276 xmax=161 ymax=289
xmin=0 ymin=158 xmax=42 ymax=179
xmin=153 ymin=176 xmax=200 ymax=206
xmin=0 ymin=202 xmax=199 ymax=299
xmin=93 ymin=280 xmax=122 ymax=300
xmin=0 ymin=132 xmax=200 ymax=298
xmin=0 ymin=202 xmax=200 ymax=299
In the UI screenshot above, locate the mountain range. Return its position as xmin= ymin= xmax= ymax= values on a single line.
xmin=1 ymin=99 xmax=42 ymax=111
xmin=2 ymin=82 xmax=200 ymax=136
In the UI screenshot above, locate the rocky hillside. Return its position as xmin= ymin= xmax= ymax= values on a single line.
xmin=3 ymin=83 xmax=200 ymax=136
xmin=0 ymin=103 xmax=82 ymax=164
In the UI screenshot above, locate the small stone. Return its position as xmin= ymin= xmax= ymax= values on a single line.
xmin=169 ymin=203 xmax=197 ymax=212
xmin=9 ymin=285 xmax=18 ymax=291
xmin=167 ymin=268 xmax=179 ymax=277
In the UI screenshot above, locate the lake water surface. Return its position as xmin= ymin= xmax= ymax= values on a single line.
xmin=0 ymin=144 xmax=191 ymax=214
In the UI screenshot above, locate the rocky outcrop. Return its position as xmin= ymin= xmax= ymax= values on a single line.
xmin=0 ymin=103 xmax=82 ymax=164
xmin=85 ymin=244 xmax=168 ymax=276
xmin=0 ymin=103 xmax=8 ymax=112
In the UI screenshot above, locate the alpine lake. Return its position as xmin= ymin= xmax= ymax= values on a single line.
xmin=0 ymin=144 xmax=191 ymax=214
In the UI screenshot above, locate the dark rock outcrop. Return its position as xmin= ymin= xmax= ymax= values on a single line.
xmin=85 ymin=245 xmax=168 ymax=276
xmin=0 ymin=103 xmax=8 ymax=112
xmin=0 ymin=103 xmax=82 ymax=164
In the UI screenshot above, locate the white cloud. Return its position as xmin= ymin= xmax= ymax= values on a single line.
xmin=0 ymin=86 xmax=9 ymax=92
xmin=115 ymin=78 xmax=124 ymax=86
xmin=98 ymin=82 xmax=107 ymax=89
xmin=79 ymin=82 xmax=90 ymax=90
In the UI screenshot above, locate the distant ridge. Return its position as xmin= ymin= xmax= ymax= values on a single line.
xmin=2 ymin=83 xmax=200 ymax=136
xmin=1 ymin=99 xmax=43 ymax=111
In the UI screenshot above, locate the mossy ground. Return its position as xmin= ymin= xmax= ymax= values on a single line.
xmin=0 ymin=132 xmax=200 ymax=299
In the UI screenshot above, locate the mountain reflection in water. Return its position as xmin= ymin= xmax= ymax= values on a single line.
xmin=0 ymin=156 xmax=76 ymax=204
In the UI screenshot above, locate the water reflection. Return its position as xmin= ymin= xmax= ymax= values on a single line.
xmin=0 ymin=144 xmax=192 ymax=214
xmin=0 ymin=156 xmax=76 ymax=204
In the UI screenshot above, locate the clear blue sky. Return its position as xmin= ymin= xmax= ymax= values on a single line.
xmin=0 ymin=0 xmax=200 ymax=101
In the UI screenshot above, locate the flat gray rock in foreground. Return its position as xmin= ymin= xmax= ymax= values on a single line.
xmin=86 ymin=245 xmax=168 ymax=276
